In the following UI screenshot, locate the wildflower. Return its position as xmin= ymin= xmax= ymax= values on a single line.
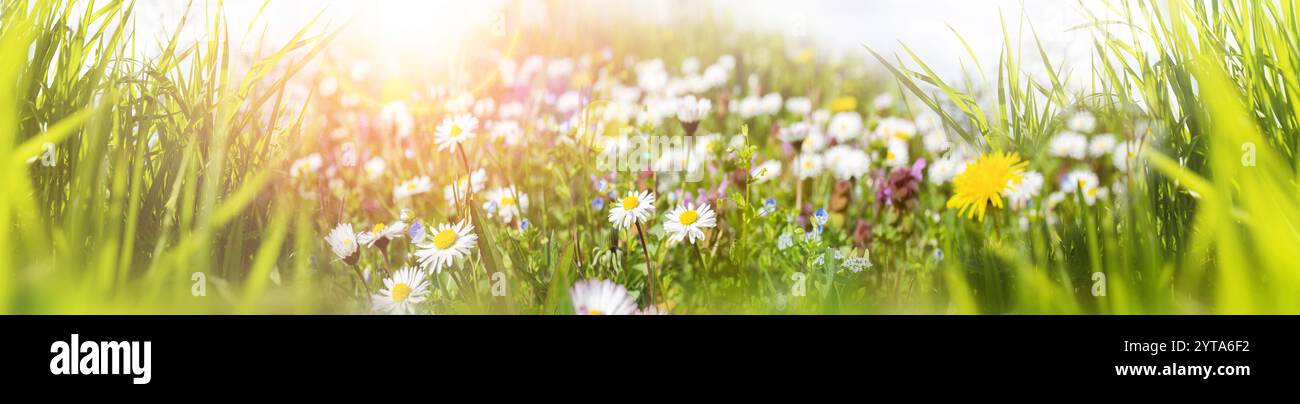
xmin=814 ymin=208 xmax=829 ymax=227
xmin=759 ymin=197 xmax=778 ymax=217
xmin=1113 ymin=140 xmax=1141 ymax=171
xmin=824 ymin=145 xmax=870 ymax=181
xmin=778 ymin=121 xmax=811 ymax=143
xmin=442 ymin=169 xmax=488 ymax=205
xmin=570 ymin=279 xmax=638 ymax=315
xmin=339 ymin=142 xmax=357 ymax=167
xmin=828 ymin=112 xmax=864 ymax=142
xmin=830 ymin=95 xmax=857 ymax=112
xmin=325 ymin=223 xmax=360 ymax=265
xmin=1005 ymin=171 xmax=1044 ymax=209
xmin=1049 ymin=131 xmax=1088 ymax=159
xmin=635 ymin=306 xmax=668 ymax=315
xmin=843 ymin=256 xmax=873 ymax=273
xmin=408 ymin=221 xmax=427 ymax=243
xmin=760 ymin=93 xmax=784 ymax=115
xmin=358 ymin=220 xmax=408 ymax=249
xmin=414 ymin=220 xmax=478 ymax=273
xmin=592 ymin=198 xmax=605 ymax=210
xmin=877 ymin=158 xmax=926 ymax=209
xmin=792 ymin=153 xmax=824 ymax=180
xmin=751 ymin=160 xmax=782 ymax=184
xmin=434 ymin=114 xmax=479 ymax=152
xmin=777 ymin=233 xmax=794 ymax=251
xmin=922 ymin=131 xmax=951 ymax=154
xmin=394 ymin=176 xmax=433 ymax=201
xmin=483 ymin=186 xmax=529 ymax=224
xmin=875 ymin=117 xmax=916 ymax=142
xmin=1088 ymin=134 xmax=1117 ymax=157
xmin=801 ymin=128 xmax=829 ymax=153
xmin=364 ymin=157 xmax=386 ymax=181
xmin=676 ymin=95 xmax=712 ymax=135
xmin=872 ymin=93 xmax=895 ymax=111
xmin=1061 ymin=169 xmax=1102 ymax=205
xmin=884 ymin=139 xmax=910 ymax=167
xmin=372 ymin=267 xmax=430 ymax=315
xmin=946 ymin=152 xmax=1028 ymax=221
xmin=608 ymin=190 xmax=656 ymax=229
xmin=785 ymin=97 xmax=812 ymax=116
xmin=519 ymin=219 xmax=530 ymax=231
xmin=927 ymin=156 xmax=966 ymax=185
xmin=289 ymin=154 xmax=323 ymax=179
xmin=1068 ymin=111 xmax=1097 ymax=133
xmin=664 ymin=203 xmax=718 ymax=245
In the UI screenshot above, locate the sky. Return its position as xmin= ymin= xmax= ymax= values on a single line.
xmin=134 ymin=0 xmax=1102 ymax=82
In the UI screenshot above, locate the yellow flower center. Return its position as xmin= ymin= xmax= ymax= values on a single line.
xmin=391 ymin=282 xmax=411 ymax=302
xmin=450 ymin=125 xmax=463 ymax=137
xmin=406 ymin=182 xmax=418 ymax=191
xmin=588 ymin=309 xmax=604 ymax=315
xmin=679 ymin=210 xmax=699 ymax=225
xmin=803 ymin=161 xmax=813 ymax=169
xmin=886 ymin=151 xmax=896 ymax=161
xmin=373 ymin=223 xmax=386 ymax=235
xmin=622 ymin=196 xmax=640 ymax=210
xmin=500 ymin=196 xmax=516 ymax=207
xmin=433 ymin=229 xmax=458 ymax=250
xmin=1087 ymin=187 xmax=1099 ymax=198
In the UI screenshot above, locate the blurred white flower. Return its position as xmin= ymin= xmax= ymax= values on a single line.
xmin=1006 ymin=171 xmax=1044 ymax=209
xmin=1068 ymin=111 xmax=1097 ymax=133
xmin=793 ymin=153 xmax=824 ymax=180
xmin=785 ymin=97 xmax=813 ymax=116
xmin=751 ymin=160 xmax=782 ymax=184
xmin=434 ymin=114 xmax=479 ymax=152
xmin=570 ymin=279 xmax=637 ymax=315
xmin=1088 ymin=133 xmax=1117 ymax=157
xmin=1049 ymin=131 xmax=1088 ymax=160
xmin=875 ymin=117 xmax=916 ymax=142
xmin=824 ymin=145 xmax=871 ymax=181
xmin=828 ymin=112 xmax=864 ymax=142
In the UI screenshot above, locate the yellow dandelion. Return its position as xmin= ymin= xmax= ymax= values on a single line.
xmin=831 ymin=96 xmax=858 ymax=113
xmin=946 ymin=152 xmax=1028 ymax=221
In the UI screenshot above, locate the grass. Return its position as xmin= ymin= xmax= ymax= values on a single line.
xmin=2 ymin=0 xmax=1297 ymax=314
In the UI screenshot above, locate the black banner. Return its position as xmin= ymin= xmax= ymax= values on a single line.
xmin=1 ymin=316 xmax=1293 ymax=390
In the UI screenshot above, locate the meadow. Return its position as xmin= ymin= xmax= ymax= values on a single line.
xmin=2 ymin=0 xmax=1298 ymax=314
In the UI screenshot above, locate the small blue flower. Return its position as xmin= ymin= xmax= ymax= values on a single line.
xmin=759 ymin=197 xmax=777 ymax=217
xmin=597 ymin=179 xmax=608 ymax=192
xmin=399 ymin=208 xmax=412 ymax=222
xmin=608 ymin=190 xmax=619 ymax=200
xmin=485 ymin=201 xmax=499 ymax=214
xmin=519 ymin=218 xmax=530 ymax=231
xmin=592 ymin=198 xmax=605 ymax=210
xmin=933 ymin=248 xmax=945 ymax=262
xmin=814 ymin=208 xmax=829 ymax=226
xmin=409 ymin=221 xmax=426 ymax=241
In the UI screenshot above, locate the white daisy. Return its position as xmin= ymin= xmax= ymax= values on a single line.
xmin=884 ymin=139 xmax=910 ymax=167
xmin=608 ymin=190 xmax=656 ymax=229
xmin=570 ymin=279 xmax=638 ymax=315
xmin=875 ymin=117 xmax=917 ymax=142
xmin=778 ymin=121 xmax=811 ymax=143
xmin=483 ymin=186 xmax=529 ymax=224
xmin=922 ymin=131 xmax=951 ymax=154
xmin=760 ymin=93 xmax=784 ymax=115
xmin=801 ymin=128 xmax=829 ymax=152
xmin=414 ymin=220 xmax=478 ymax=273
xmin=372 ymin=267 xmax=430 ymax=315
xmin=1088 ymin=134 xmax=1117 ymax=157
xmin=1061 ymin=169 xmax=1103 ymax=205
xmin=1113 ymin=140 xmax=1141 ymax=171
xmin=434 ymin=114 xmax=479 ymax=152
xmin=676 ymin=94 xmax=712 ymax=123
xmin=324 ymin=223 xmax=359 ymax=265
xmin=785 ymin=97 xmax=813 ymax=116
xmin=663 ymin=203 xmax=718 ymax=245
xmin=1068 ymin=111 xmax=1097 ymax=133
xmin=442 ymin=168 xmax=488 ymax=206
xmin=1049 ymin=131 xmax=1089 ymax=160
xmin=358 ymin=221 xmax=408 ymax=248
xmin=824 ymin=145 xmax=871 ymax=181
xmin=927 ymin=156 xmax=967 ymax=185
xmin=827 ymin=112 xmax=864 ymax=142
xmin=1005 ymin=171 xmax=1044 ymax=209
xmin=750 ymin=160 xmax=782 ymax=184
xmin=792 ymin=153 xmax=824 ymax=180
xmin=289 ymin=153 xmax=322 ymax=179
xmin=393 ymin=176 xmax=433 ymax=201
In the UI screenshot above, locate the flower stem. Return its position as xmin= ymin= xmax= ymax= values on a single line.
xmin=634 ymin=220 xmax=657 ymax=307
